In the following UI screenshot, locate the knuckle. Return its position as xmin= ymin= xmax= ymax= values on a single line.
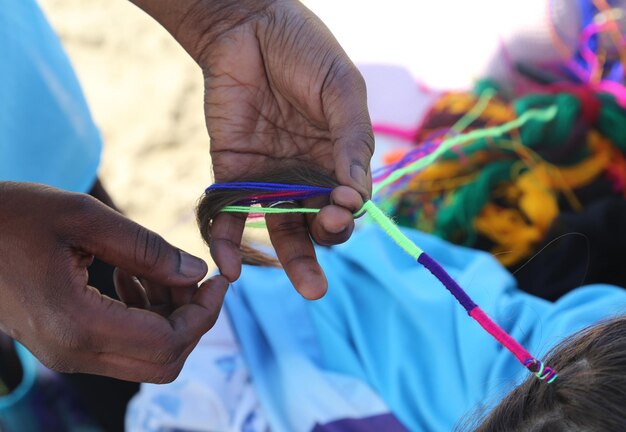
xmin=67 ymin=194 xmax=97 ymax=223
xmin=133 ymin=227 xmax=167 ymax=274
xmin=353 ymin=128 xmax=375 ymax=156
xmin=271 ymin=218 xmax=307 ymax=235
xmin=326 ymin=60 xmax=366 ymax=98
xmin=350 ymin=67 xmax=367 ymax=92
xmin=55 ymin=193 xmax=98 ymax=236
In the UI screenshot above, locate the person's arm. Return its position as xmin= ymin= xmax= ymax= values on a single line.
xmin=0 ymin=181 xmax=227 ymax=383
xmin=129 ymin=0 xmax=375 ymax=299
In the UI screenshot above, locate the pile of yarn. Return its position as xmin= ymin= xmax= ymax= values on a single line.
xmin=375 ymin=82 xmax=626 ymax=267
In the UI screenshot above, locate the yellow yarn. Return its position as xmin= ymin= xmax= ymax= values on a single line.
xmin=516 ymin=173 xmax=560 ymax=232
xmin=432 ymin=92 xmax=515 ymax=124
xmin=474 ymin=132 xmax=612 ymax=266
xmin=539 ymin=131 xmax=612 ymax=189
xmin=474 ymin=204 xmax=544 ymax=267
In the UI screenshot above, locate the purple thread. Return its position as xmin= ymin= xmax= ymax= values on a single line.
xmin=417 ymin=253 xmax=477 ymax=313
xmin=372 ymin=141 xmax=440 ymax=183
xmin=206 ymin=181 xmax=334 ymax=207
xmin=206 ymin=182 xmax=333 ymax=193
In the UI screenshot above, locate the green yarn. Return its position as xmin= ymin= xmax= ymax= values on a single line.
xmin=514 ymin=93 xmax=587 ymax=164
xmin=449 ymin=88 xmax=497 ymax=135
xmin=222 ymin=206 xmax=321 ymax=215
xmin=438 ymin=136 xmax=518 ymax=162
xmin=433 ymin=160 xmax=517 ymax=245
xmin=597 ymin=93 xmax=626 ymax=151
xmin=514 ymin=92 xmax=626 ymax=163
xmin=473 ymin=79 xmax=502 ymax=97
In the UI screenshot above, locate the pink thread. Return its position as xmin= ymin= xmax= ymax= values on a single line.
xmin=469 ymin=307 xmax=533 ymax=365
xmin=372 ymin=123 xmax=420 ymax=141
xmin=595 ymin=80 xmax=626 ymax=108
xmin=247 ymin=190 xmax=315 ymax=200
xmin=580 ymin=22 xmax=603 ymax=81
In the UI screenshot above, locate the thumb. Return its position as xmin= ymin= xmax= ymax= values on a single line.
xmin=323 ymin=60 xmax=374 ymax=199
xmin=68 ymin=196 xmax=208 ymax=284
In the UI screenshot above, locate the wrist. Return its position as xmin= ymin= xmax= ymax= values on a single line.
xmin=129 ymin=0 xmax=279 ymax=64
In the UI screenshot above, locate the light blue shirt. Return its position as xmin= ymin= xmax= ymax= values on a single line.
xmin=226 ymin=225 xmax=626 ymax=431
xmin=0 ymin=0 xmax=101 ymax=192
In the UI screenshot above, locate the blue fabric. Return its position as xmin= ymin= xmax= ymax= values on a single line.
xmin=0 ymin=344 xmax=37 ymax=413
xmin=227 ymin=225 xmax=626 ymax=432
xmin=0 ymin=0 xmax=101 ymax=193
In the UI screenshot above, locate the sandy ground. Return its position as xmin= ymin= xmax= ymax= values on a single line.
xmin=40 ymin=0 xmax=215 ymax=264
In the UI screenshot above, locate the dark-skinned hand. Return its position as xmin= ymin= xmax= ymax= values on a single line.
xmin=0 ymin=182 xmax=227 ymax=383
xmin=132 ymin=0 xmax=374 ymax=299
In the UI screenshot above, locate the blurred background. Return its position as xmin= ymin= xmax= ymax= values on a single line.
xmin=40 ymin=0 xmax=212 ymax=263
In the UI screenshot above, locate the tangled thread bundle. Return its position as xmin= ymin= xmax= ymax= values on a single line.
xmin=375 ymin=84 xmax=626 ymax=268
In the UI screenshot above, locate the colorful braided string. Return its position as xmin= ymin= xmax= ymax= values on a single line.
xmin=205 ymin=106 xmax=559 ymax=383
xmin=211 ymin=194 xmax=557 ymax=383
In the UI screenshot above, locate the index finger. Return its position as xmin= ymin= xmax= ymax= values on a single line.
xmin=208 ymin=212 xmax=247 ymax=282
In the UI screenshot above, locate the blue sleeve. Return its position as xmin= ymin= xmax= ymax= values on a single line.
xmin=0 ymin=0 xmax=102 ymax=193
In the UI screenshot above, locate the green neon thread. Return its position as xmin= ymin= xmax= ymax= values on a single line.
xmin=360 ymin=201 xmax=424 ymax=259
xmin=222 ymin=206 xmax=321 ymax=214
xmin=534 ymin=362 xmax=545 ymax=378
xmin=547 ymin=373 xmax=558 ymax=384
xmin=222 ymin=201 xmax=423 ymax=259
xmin=245 ymin=221 xmax=268 ymax=228
xmin=448 ymin=88 xmax=496 ymax=135
xmin=372 ymin=105 xmax=558 ymax=196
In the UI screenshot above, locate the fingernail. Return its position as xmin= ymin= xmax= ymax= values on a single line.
xmin=325 ymin=223 xmax=348 ymax=234
xmin=350 ymin=164 xmax=367 ymax=190
xmin=210 ymin=275 xmax=229 ymax=290
xmin=179 ymin=251 xmax=207 ymax=278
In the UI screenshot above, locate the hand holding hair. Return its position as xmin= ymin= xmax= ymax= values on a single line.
xmin=130 ymin=0 xmax=374 ymax=299
xmin=0 ymin=182 xmax=227 ymax=383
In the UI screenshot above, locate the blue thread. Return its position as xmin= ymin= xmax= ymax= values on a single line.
xmin=206 ymin=182 xmax=333 ymax=193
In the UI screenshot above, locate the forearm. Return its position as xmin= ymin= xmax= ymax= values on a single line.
xmin=128 ymin=0 xmax=277 ymax=62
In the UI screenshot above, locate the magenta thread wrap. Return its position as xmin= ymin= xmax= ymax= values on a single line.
xmin=418 ymin=252 xmax=557 ymax=382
